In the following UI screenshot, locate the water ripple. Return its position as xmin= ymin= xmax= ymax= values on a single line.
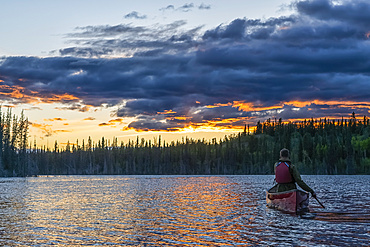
xmin=0 ymin=175 xmax=369 ymax=246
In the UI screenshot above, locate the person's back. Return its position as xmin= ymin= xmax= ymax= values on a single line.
xmin=274 ymin=148 xmax=316 ymax=197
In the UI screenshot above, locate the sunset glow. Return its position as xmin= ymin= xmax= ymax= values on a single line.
xmin=1 ymin=0 xmax=370 ymax=148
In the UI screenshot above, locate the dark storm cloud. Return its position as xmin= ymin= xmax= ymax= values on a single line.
xmin=59 ymin=47 xmax=114 ymax=57
xmin=2 ymin=0 xmax=370 ymax=131
xmin=295 ymin=0 xmax=370 ymax=28
xmin=127 ymin=115 xmax=184 ymax=131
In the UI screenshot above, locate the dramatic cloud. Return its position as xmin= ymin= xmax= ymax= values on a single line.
xmin=0 ymin=83 xmax=80 ymax=105
xmin=2 ymin=0 xmax=370 ymax=132
xmin=59 ymin=20 xmax=201 ymax=57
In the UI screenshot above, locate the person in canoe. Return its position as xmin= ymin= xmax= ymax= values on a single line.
xmin=274 ymin=148 xmax=316 ymax=198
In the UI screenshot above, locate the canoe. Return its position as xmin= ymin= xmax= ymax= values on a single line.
xmin=266 ymin=184 xmax=309 ymax=214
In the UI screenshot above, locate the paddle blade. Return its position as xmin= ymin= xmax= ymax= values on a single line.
xmin=313 ymin=196 xmax=325 ymax=209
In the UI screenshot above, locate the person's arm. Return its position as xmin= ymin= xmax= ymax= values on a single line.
xmin=290 ymin=165 xmax=315 ymax=195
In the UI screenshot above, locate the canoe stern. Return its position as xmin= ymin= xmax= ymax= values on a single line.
xmin=266 ymin=188 xmax=309 ymax=214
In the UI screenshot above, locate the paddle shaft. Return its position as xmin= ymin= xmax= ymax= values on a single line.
xmin=313 ymin=196 xmax=325 ymax=209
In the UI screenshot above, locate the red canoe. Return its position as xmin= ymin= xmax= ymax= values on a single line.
xmin=266 ymin=185 xmax=309 ymax=214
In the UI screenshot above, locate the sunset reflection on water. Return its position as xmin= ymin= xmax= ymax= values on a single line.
xmin=0 ymin=175 xmax=369 ymax=246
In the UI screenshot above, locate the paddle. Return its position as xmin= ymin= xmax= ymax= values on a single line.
xmin=313 ymin=195 xmax=325 ymax=209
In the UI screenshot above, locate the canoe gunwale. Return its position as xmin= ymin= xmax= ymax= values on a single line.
xmin=267 ymin=188 xmax=300 ymax=195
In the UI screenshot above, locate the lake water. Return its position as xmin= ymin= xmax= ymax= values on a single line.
xmin=0 ymin=175 xmax=369 ymax=246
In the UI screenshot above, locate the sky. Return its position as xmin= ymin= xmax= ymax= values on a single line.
xmin=1 ymin=0 xmax=370 ymax=148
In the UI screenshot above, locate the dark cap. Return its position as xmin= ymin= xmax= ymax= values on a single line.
xmin=280 ymin=148 xmax=290 ymax=158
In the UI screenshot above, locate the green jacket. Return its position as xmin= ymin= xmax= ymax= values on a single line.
xmin=274 ymin=157 xmax=314 ymax=194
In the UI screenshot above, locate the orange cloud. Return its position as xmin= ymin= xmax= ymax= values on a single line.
xmin=99 ymin=122 xmax=114 ymax=127
xmin=174 ymin=116 xmax=190 ymax=120
xmin=83 ymin=117 xmax=96 ymax=121
xmin=2 ymin=105 xmax=16 ymax=108
xmin=109 ymin=118 xmax=124 ymax=123
xmin=206 ymin=102 xmax=233 ymax=108
xmin=99 ymin=118 xmax=125 ymax=127
xmin=233 ymin=101 xmax=283 ymax=112
xmin=44 ymin=93 xmax=79 ymax=103
xmin=279 ymin=26 xmax=290 ymax=30
xmin=190 ymin=117 xmax=250 ymax=131
xmin=31 ymin=122 xmax=52 ymax=128
xmin=0 ymin=84 xmax=80 ymax=105
xmin=126 ymin=99 xmax=370 ymax=133
xmin=0 ymin=84 xmax=30 ymax=100
xmin=157 ymin=109 xmax=177 ymax=115
xmin=30 ymin=122 xmax=71 ymax=137
xmin=233 ymin=100 xmax=370 ymax=112
xmin=44 ymin=118 xmax=67 ymax=121
xmin=164 ymin=115 xmax=191 ymax=121
xmin=284 ymin=100 xmax=370 ymax=111
xmin=122 ymin=126 xmax=134 ymax=131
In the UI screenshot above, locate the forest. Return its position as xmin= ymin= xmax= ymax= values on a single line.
xmin=1 ymin=109 xmax=370 ymax=177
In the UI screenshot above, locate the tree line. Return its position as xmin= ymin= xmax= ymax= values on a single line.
xmin=1 ymin=110 xmax=370 ymax=176
xmin=0 ymin=108 xmax=29 ymax=177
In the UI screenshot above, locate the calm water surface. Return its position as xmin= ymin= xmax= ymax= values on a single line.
xmin=0 ymin=175 xmax=369 ymax=246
